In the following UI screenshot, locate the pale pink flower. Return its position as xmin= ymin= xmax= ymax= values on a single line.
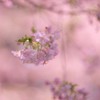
xmin=34 ymin=31 xmax=50 ymax=45
xmin=45 ymin=26 xmax=52 ymax=33
xmin=51 ymin=30 xmax=60 ymax=41
xmin=50 ymin=43 xmax=58 ymax=50
xmin=11 ymin=51 xmax=21 ymax=58
xmin=21 ymin=49 xmax=35 ymax=58
xmin=65 ymin=84 xmax=71 ymax=90
xmin=36 ymin=51 xmax=46 ymax=61
xmin=53 ymin=78 xmax=61 ymax=85
xmin=16 ymin=49 xmax=36 ymax=63
xmin=46 ymin=49 xmax=55 ymax=60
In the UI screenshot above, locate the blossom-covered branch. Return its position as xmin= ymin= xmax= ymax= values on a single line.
xmin=46 ymin=78 xmax=89 ymax=100
xmin=11 ymin=26 xmax=60 ymax=65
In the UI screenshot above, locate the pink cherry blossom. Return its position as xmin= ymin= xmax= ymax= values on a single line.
xmin=12 ymin=26 xmax=60 ymax=65
xmin=34 ymin=31 xmax=50 ymax=45
xmin=51 ymin=30 xmax=60 ymax=41
xmin=11 ymin=51 xmax=21 ymax=58
xmin=46 ymin=78 xmax=89 ymax=100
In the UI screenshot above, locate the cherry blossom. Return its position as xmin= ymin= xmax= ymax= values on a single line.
xmin=11 ymin=26 xmax=60 ymax=65
xmin=46 ymin=78 xmax=89 ymax=100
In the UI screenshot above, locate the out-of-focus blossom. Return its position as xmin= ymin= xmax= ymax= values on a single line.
xmin=51 ymin=30 xmax=60 ymax=41
xmin=46 ymin=78 xmax=89 ymax=100
xmin=82 ymin=49 xmax=100 ymax=71
xmin=3 ymin=0 xmax=13 ymax=7
xmin=53 ymin=78 xmax=61 ymax=85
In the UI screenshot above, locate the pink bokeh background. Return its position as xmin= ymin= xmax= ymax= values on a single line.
xmin=0 ymin=1 xmax=100 ymax=100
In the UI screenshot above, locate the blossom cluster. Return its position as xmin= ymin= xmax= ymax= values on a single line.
xmin=11 ymin=27 xmax=60 ymax=65
xmin=46 ymin=78 xmax=88 ymax=100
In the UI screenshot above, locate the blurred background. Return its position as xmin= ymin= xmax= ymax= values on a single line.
xmin=0 ymin=0 xmax=100 ymax=100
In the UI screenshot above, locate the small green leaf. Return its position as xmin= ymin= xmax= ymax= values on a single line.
xmin=25 ymin=35 xmax=29 ymax=39
xmin=16 ymin=39 xmax=23 ymax=42
xmin=29 ymin=38 xmax=32 ymax=43
xmin=29 ymin=36 xmax=35 ymax=43
xmin=16 ymin=35 xmax=35 ymax=45
xmin=31 ymin=36 xmax=35 ymax=39
xmin=31 ymin=26 xmax=36 ymax=33
xmin=23 ymin=38 xmax=28 ymax=45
